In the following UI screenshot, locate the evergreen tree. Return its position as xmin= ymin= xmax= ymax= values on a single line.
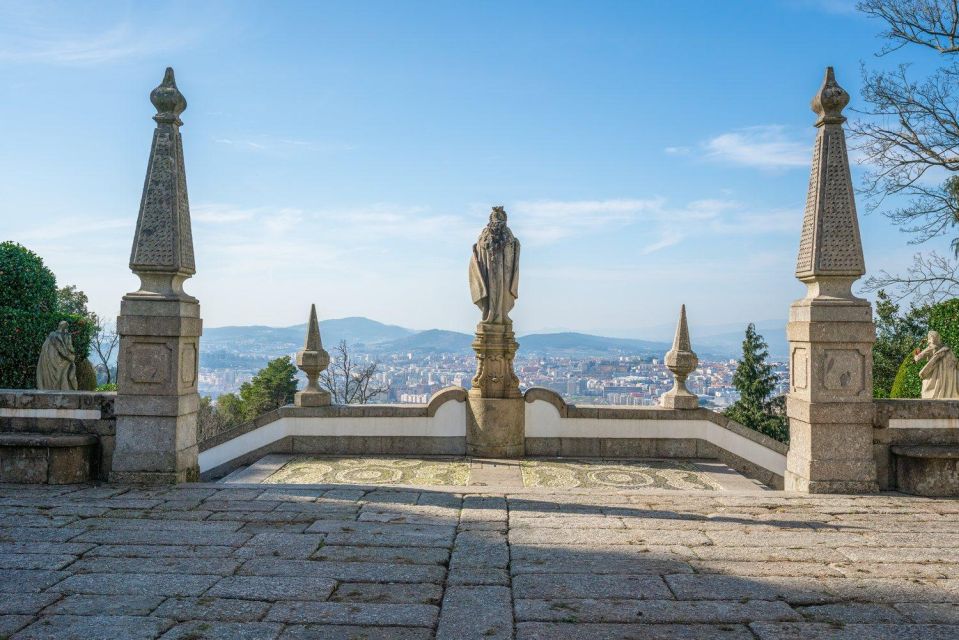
xmin=724 ymin=323 xmax=788 ymax=443
xmin=237 ymin=356 xmax=299 ymax=421
xmin=872 ymin=290 xmax=929 ymax=398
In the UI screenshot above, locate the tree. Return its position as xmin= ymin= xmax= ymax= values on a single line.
xmin=90 ymin=314 xmax=119 ymax=385
xmin=853 ymin=0 xmax=959 ymax=301
xmin=873 ymin=289 xmax=930 ymax=397
xmin=890 ymin=297 xmax=959 ymax=396
xmin=56 ymin=285 xmax=90 ymax=317
xmin=319 ymin=340 xmax=390 ymax=404
xmin=724 ymin=324 xmax=788 ymax=443
xmin=0 ymin=242 xmax=93 ymax=389
xmin=238 ymin=356 xmax=299 ymax=421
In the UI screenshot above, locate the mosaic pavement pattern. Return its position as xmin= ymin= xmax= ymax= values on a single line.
xmin=2 ymin=484 xmax=959 ymax=639
xmin=521 ymin=459 xmax=722 ymax=490
xmin=263 ymin=457 xmax=471 ymax=486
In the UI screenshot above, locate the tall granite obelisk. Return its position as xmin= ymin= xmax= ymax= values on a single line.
xmin=112 ymin=68 xmax=203 ymax=483
xmin=467 ymin=206 xmax=524 ymax=457
xmin=785 ymin=67 xmax=878 ymax=493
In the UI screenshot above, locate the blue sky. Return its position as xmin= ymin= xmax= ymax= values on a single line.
xmin=1 ymin=0 xmax=953 ymax=338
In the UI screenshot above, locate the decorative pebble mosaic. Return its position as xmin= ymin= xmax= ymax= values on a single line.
xmin=263 ymin=456 xmax=471 ymax=486
xmin=520 ymin=459 xmax=722 ymax=490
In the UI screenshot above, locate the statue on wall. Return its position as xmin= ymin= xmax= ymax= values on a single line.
xmin=469 ymin=206 xmax=520 ymax=325
xmin=913 ymin=331 xmax=959 ymax=400
xmin=36 ymin=321 xmax=78 ymax=391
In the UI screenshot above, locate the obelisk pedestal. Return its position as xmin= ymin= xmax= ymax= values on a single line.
xmin=467 ymin=322 xmax=524 ymax=457
xmin=111 ymin=68 xmax=202 ymax=484
xmin=784 ymin=68 xmax=878 ymax=493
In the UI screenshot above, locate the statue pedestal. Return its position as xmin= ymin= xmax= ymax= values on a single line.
xmin=467 ymin=397 xmax=525 ymax=458
xmin=468 ymin=322 xmax=524 ymax=457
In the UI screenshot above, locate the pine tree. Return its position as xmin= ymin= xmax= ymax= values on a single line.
xmin=725 ymin=323 xmax=788 ymax=443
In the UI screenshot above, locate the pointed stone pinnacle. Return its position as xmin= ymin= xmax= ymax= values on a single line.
xmin=151 ymin=67 xmax=187 ymax=125
xmin=811 ymin=66 xmax=849 ymax=127
xmin=672 ymin=304 xmax=691 ymax=352
xmin=304 ymin=303 xmax=323 ymax=351
xmin=295 ymin=304 xmax=331 ymax=407
xmin=661 ymin=304 xmax=699 ymax=410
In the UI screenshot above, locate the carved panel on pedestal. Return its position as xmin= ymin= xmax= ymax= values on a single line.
xmin=180 ymin=343 xmax=197 ymax=386
xmin=129 ymin=342 xmax=172 ymax=384
xmin=823 ymin=348 xmax=865 ymax=393
xmin=792 ymin=346 xmax=809 ymax=391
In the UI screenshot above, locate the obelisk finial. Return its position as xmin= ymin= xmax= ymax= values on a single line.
xmin=661 ymin=304 xmax=699 ymax=410
xmin=127 ymin=67 xmax=196 ymax=300
xmin=295 ymin=304 xmax=331 ymax=407
xmin=151 ymin=67 xmax=187 ymax=125
xmin=795 ymin=66 xmax=865 ymax=298
xmin=811 ymin=66 xmax=849 ymax=127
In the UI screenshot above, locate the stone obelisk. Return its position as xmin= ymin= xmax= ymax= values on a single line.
xmin=467 ymin=206 xmax=524 ymax=457
xmin=785 ymin=67 xmax=878 ymax=493
xmin=661 ymin=305 xmax=699 ymax=409
xmin=112 ymin=68 xmax=203 ymax=483
xmin=295 ymin=304 xmax=331 ymax=407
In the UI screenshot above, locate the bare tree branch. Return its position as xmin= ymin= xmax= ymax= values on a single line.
xmin=90 ymin=313 xmax=119 ymax=385
xmin=862 ymin=250 xmax=959 ymax=304
xmin=318 ymin=340 xmax=390 ymax=404
xmin=859 ymin=0 xmax=959 ymax=54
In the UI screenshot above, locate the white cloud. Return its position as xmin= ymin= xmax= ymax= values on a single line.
xmin=664 ymin=146 xmax=691 ymax=155
xmin=213 ymin=136 xmax=355 ymax=154
xmin=0 ymin=4 xmax=200 ymax=65
xmin=703 ymin=125 xmax=809 ymax=170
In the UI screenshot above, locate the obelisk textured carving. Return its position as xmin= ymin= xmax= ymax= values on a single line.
xmin=466 ymin=206 xmax=525 ymax=457
xmin=112 ymin=68 xmax=203 ymax=483
xmin=785 ymin=67 xmax=878 ymax=493
xmin=295 ymin=304 xmax=331 ymax=407
xmin=661 ymin=305 xmax=699 ymax=409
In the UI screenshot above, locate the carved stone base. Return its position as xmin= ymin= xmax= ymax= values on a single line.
xmin=660 ymin=388 xmax=699 ymax=409
xmin=470 ymin=323 xmax=521 ymax=400
xmin=466 ymin=396 xmax=525 ymax=458
xmin=295 ymin=389 xmax=331 ymax=407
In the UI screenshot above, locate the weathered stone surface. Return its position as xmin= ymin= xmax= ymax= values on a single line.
xmin=206 ymin=576 xmax=336 ymax=601
xmin=279 ymin=625 xmax=432 ymax=639
xmin=437 ymin=585 xmax=512 ymax=639
xmin=330 ymin=582 xmax=443 ymax=604
xmin=513 ymin=573 xmax=671 ymax=600
xmin=152 ymin=597 xmax=271 ymax=621
xmin=266 ymin=601 xmax=439 ymax=626
xmin=44 ymin=594 xmax=164 ymax=616
xmin=12 ymin=614 xmax=173 ymax=640
xmin=516 ymin=622 xmax=755 ymax=639
xmin=52 ymin=573 xmax=220 ymax=596
xmin=514 ymin=598 xmax=800 ymax=623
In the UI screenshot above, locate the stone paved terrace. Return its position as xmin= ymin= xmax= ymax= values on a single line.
xmin=2 ymin=480 xmax=959 ymax=640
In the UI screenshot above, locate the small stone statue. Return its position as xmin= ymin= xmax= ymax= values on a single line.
xmin=913 ymin=331 xmax=959 ymax=400
xmin=469 ymin=206 xmax=520 ymax=325
xmin=36 ymin=321 xmax=78 ymax=391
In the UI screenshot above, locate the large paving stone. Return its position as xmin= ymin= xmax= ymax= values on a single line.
xmin=278 ymin=624 xmax=433 ymax=639
xmin=750 ymin=622 xmax=959 ymax=639
xmin=152 ymin=597 xmax=271 ymax=622
xmin=896 ymin=603 xmax=959 ymax=624
xmin=44 ymin=594 xmax=164 ymax=616
xmin=11 ymin=614 xmax=173 ymax=640
xmin=0 ymin=592 xmax=60 ymax=615
xmin=239 ymin=558 xmax=446 ymax=583
xmin=69 ymin=556 xmax=241 ymax=575
xmin=330 ymin=582 xmax=443 ymax=604
xmin=71 ymin=528 xmax=250 ymax=546
xmin=207 ymin=576 xmax=336 ymax=601
xmin=513 ymin=573 xmax=672 ymax=600
xmin=0 ymin=553 xmax=76 ymax=570
xmin=312 ymin=545 xmax=449 ymax=565
xmin=84 ymin=544 xmax=236 ymax=558
xmin=265 ymin=601 xmax=439 ymax=626
xmin=235 ymin=533 xmax=324 ymax=559
xmin=516 ymin=622 xmax=755 ymax=639
xmin=510 ymin=544 xmax=693 ymax=574
xmin=159 ymin=621 xmax=283 ymax=639
xmin=514 ymin=598 xmax=801 ymax=623
xmin=0 ymin=569 xmax=68 ymax=592
xmin=437 ymin=585 xmax=512 ymax=640
xmin=0 ymin=615 xmax=32 ymax=636
xmin=52 ymin=573 xmax=220 ymax=597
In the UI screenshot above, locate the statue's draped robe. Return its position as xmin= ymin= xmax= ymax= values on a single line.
xmin=469 ymin=238 xmax=520 ymax=324
xmin=36 ymin=330 xmax=77 ymax=391
xmin=916 ymin=345 xmax=959 ymax=399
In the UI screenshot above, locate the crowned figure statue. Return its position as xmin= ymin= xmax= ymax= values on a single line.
xmin=913 ymin=331 xmax=959 ymax=400
xmin=469 ymin=206 xmax=520 ymax=326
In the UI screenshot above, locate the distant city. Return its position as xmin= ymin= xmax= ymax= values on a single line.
xmin=196 ymin=317 xmax=789 ymax=408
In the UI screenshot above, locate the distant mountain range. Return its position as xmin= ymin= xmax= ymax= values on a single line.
xmin=200 ymin=316 xmax=788 ymax=369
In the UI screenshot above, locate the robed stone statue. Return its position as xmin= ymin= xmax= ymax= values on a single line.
xmin=469 ymin=206 xmax=520 ymax=325
xmin=914 ymin=330 xmax=959 ymax=400
xmin=36 ymin=321 xmax=78 ymax=391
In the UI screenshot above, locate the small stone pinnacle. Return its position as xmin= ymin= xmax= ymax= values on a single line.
xmin=811 ymin=66 xmax=849 ymax=126
xmin=151 ymin=67 xmax=187 ymax=125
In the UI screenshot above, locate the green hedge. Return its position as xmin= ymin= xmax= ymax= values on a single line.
xmin=0 ymin=241 xmax=57 ymax=313
xmin=0 ymin=308 xmax=93 ymax=390
xmin=890 ymin=298 xmax=959 ymax=398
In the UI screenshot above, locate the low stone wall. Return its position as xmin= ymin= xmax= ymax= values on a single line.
xmin=200 ymin=386 xmax=788 ymax=488
xmin=873 ymin=399 xmax=959 ymax=491
xmin=0 ymin=390 xmax=117 ymax=481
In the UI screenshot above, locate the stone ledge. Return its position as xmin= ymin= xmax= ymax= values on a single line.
xmin=0 ymin=433 xmax=98 ymax=447
xmin=891 ymin=444 xmax=959 ymax=459
xmin=0 ymin=390 xmax=116 ymax=413
xmin=875 ymin=399 xmax=959 ymax=427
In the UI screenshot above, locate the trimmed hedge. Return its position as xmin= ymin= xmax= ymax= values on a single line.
xmin=0 ymin=308 xmax=93 ymax=390
xmin=0 ymin=241 xmax=57 ymax=313
xmin=890 ymin=298 xmax=959 ymax=398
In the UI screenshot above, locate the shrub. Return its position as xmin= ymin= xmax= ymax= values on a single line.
xmin=890 ymin=298 xmax=959 ymax=398
xmin=76 ymin=359 xmax=97 ymax=391
xmin=0 ymin=309 xmax=93 ymax=389
xmin=0 ymin=241 xmax=57 ymax=313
